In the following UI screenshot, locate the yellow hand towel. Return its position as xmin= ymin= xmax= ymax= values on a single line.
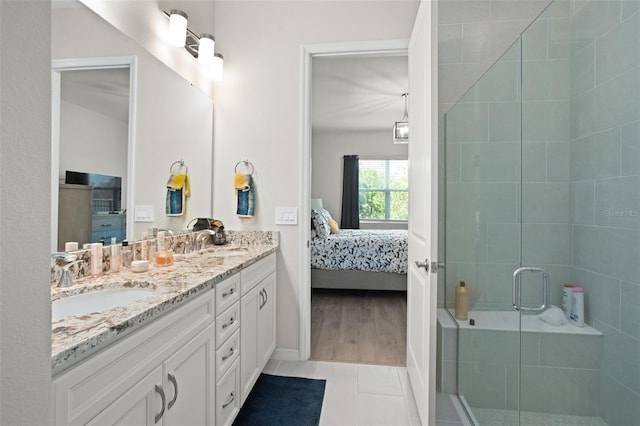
xmin=167 ymin=173 xmax=191 ymax=196
xmin=234 ymin=173 xmax=251 ymax=191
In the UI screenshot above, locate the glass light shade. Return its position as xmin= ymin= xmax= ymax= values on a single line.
xmin=393 ymin=121 xmax=409 ymax=144
xmin=168 ymin=9 xmax=188 ymax=47
xmin=210 ymin=53 xmax=224 ymax=81
xmin=198 ymin=34 xmax=215 ymax=66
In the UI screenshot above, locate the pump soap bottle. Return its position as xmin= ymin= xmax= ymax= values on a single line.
xmin=455 ymin=280 xmax=469 ymax=321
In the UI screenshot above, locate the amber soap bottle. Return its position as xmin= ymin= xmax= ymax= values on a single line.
xmin=455 ymin=280 xmax=469 ymax=321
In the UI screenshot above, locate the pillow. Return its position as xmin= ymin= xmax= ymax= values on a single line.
xmin=327 ymin=217 xmax=340 ymax=234
xmin=311 ymin=209 xmax=330 ymax=239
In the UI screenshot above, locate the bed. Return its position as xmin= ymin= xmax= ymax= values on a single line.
xmin=310 ymin=209 xmax=408 ymax=291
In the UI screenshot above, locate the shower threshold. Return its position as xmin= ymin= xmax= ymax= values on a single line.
xmin=472 ymin=408 xmax=609 ymax=426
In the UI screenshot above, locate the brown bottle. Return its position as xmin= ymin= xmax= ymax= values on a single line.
xmin=455 ymin=280 xmax=469 ymax=321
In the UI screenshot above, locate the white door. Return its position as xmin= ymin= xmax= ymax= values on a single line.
xmin=406 ymin=1 xmax=438 ymax=425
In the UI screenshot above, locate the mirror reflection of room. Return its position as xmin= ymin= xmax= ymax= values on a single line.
xmin=57 ymin=68 xmax=129 ymax=251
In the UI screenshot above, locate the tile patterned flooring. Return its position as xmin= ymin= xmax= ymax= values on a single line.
xmin=263 ymin=359 xmax=471 ymax=426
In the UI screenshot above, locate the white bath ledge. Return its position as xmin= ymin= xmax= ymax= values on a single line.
xmin=439 ymin=308 xmax=603 ymax=336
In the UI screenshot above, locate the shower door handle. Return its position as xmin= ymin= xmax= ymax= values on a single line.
xmin=512 ymin=267 xmax=548 ymax=312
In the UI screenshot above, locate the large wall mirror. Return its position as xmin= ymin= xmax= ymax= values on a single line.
xmin=51 ymin=1 xmax=214 ymax=252
xmin=51 ymin=58 xmax=136 ymax=252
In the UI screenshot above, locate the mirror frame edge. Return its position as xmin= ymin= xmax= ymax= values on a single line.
xmin=51 ymin=55 xmax=138 ymax=251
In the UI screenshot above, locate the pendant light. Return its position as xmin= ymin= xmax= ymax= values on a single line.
xmin=393 ymin=93 xmax=409 ymax=144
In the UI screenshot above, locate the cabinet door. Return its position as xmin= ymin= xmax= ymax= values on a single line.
xmin=87 ymin=366 xmax=163 ymax=426
xmin=240 ymin=283 xmax=261 ymax=404
xmin=163 ymin=323 xmax=216 ymax=426
xmin=257 ymin=272 xmax=276 ymax=370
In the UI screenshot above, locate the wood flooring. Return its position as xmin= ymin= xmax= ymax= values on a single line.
xmin=310 ymin=289 xmax=407 ymax=366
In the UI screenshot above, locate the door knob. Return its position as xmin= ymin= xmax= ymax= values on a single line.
xmin=414 ymin=259 xmax=429 ymax=271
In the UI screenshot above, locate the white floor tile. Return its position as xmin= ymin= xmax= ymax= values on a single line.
xmin=358 ymin=364 xmax=404 ymax=396
xmin=319 ymin=376 xmax=359 ymax=426
xmin=275 ymin=360 xmax=318 ymax=378
xmin=316 ymin=361 xmax=358 ymax=380
xmin=262 ymin=358 xmax=280 ymax=375
xmin=358 ymin=393 xmax=410 ymax=426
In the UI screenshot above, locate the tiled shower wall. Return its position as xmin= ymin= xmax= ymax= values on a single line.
xmin=569 ymin=1 xmax=640 ymax=423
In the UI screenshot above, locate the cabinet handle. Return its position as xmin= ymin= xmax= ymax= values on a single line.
xmin=100 ymin=223 xmax=113 ymax=227
xmin=167 ymin=372 xmax=178 ymax=410
xmin=222 ymin=287 xmax=235 ymax=298
xmin=222 ymin=392 xmax=235 ymax=409
xmin=260 ymin=288 xmax=268 ymax=310
xmin=222 ymin=317 xmax=235 ymax=329
xmin=154 ymin=384 xmax=166 ymax=424
xmin=222 ymin=346 xmax=235 ymax=361
xmin=259 ymin=289 xmax=264 ymax=310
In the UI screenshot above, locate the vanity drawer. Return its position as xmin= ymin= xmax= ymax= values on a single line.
xmin=216 ymin=302 xmax=240 ymax=349
xmin=216 ymin=274 xmax=240 ymax=313
xmin=216 ymin=359 xmax=241 ymax=426
xmin=240 ymin=253 xmax=276 ymax=295
xmin=216 ymin=330 xmax=239 ymax=380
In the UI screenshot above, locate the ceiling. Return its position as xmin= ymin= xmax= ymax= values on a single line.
xmin=312 ymin=54 xmax=408 ymax=133
xmin=60 ymin=68 xmax=130 ymax=122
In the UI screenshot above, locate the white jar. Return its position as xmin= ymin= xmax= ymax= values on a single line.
xmin=569 ymin=287 xmax=584 ymax=327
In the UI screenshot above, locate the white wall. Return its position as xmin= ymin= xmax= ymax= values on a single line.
xmin=212 ymin=1 xmax=419 ymax=356
xmin=312 ymin=129 xmax=408 ymax=225
xmin=0 ymin=0 xmax=52 ymax=423
xmin=52 ymin=5 xmax=214 ymax=238
xmin=59 ymin=100 xmax=129 ymax=207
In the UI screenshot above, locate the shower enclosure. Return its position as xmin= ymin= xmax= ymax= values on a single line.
xmin=444 ymin=0 xmax=640 ymax=424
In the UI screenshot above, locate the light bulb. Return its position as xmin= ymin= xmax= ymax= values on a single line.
xmin=168 ymin=9 xmax=188 ymax=47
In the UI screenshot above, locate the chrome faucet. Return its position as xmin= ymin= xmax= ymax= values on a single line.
xmin=52 ymin=252 xmax=81 ymax=288
xmin=195 ymin=229 xmax=216 ymax=252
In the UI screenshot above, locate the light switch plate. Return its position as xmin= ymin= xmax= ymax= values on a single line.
xmin=134 ymin=205 xmax=155 ymax=222
xmin=275 ymin=207 xmax=298 ymax=225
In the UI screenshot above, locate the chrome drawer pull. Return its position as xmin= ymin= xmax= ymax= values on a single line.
xmin=221 ymin=317 xmax=235 ymax=329
xmin=154 ymin=384 xmax=166 ymax=424
xmin=167 ymin=372 xmax=178 ymax=410
xmin=222 ymin=392 xmax=235 ymax=409
xmin=222 ymin=346 xmax=235 ymax=361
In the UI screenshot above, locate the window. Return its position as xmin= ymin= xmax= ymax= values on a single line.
xmin=358 ymin=159 xmax=408 ymax=221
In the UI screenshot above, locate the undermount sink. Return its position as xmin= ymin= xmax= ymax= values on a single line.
xmin=52 ymin=288 xmax=155 ymax=320
xmin=200 ymin=247 xmax=249 ymax=258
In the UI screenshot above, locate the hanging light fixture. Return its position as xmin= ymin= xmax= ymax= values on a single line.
xmin=393 ymin=93 xmax=409 ymax=144
xmin=168 ymin=9 xmax=188 ymax=47
xmin=198 ymin=34 xmax=215 ymax=66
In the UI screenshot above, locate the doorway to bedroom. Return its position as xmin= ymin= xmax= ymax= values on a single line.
xmin=308 ymin=52 xmax=409 ymax=367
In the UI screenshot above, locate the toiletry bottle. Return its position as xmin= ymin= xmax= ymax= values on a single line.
xmin=157 ymin=231 xmax=166 ymax=252
xmin=455 ymin=280 xmax=469 ymax=321
xmin=90 ymin=242 xmax=103 ymax=276
xmin=110 ymin=237 xmax=121 ymax=272
xmin=561 ymin=283 xmax=574 ymax=318
xmin=121 ymin=241 xmax=132 ymax=269
xmin=147 ymin=240 xmax=157 ymax=263
xmin=569 ymin=287 xmax=585 ymax=327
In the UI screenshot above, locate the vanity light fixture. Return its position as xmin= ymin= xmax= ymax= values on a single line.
xmin=393 ymin=93 xmax=409 ymax=144
xmin=198 ymin=34 xmax=215 ymax=66
xmin=163 ymin=9 xmax=225 ymax=81
xmin=210 ymin=53 xmax=224 ymax=81
xmin=168 ymin=9 xmax=188 ymax=47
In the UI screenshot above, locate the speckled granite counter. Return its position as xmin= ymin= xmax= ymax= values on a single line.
xmin=51 ymin=242 xmax=277 ymax=375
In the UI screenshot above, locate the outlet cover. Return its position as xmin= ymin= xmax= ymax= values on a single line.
xmin=275 ymin=207 xmax=298 ymax=225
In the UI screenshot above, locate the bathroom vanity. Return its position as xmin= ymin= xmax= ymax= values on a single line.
xmin=51 ymin=239 xmax=277 ymax=426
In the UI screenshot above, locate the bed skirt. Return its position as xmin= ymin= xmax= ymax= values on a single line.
xmin=311 ymin=269 xmax=407 ymax=291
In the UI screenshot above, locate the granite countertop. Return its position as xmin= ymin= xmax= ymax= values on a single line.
xmin=51 ymin=243 xmax=277 ymax=374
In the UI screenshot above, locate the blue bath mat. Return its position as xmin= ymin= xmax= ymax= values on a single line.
xmin=233 ymin=373 xmax=326 ymax=426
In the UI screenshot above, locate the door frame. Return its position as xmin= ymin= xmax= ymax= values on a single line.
xmin=299 ymin=40 xmax=409 ymax=361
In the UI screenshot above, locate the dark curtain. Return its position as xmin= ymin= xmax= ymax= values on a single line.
xmin=340 ymin=155 xmax=360 ymax=229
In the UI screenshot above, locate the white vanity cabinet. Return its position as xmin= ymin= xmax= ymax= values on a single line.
xmin=52 ymin=290 xmax=216 ymax=426
xmin=240 ymin=254 xmax=277 ymax=404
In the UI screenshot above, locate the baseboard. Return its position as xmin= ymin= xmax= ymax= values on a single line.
xmin=271 ymin=347 xmax=300 ymax=361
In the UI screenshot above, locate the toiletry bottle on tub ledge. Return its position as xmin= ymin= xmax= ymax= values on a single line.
xmin=455 ymin=281 xmax=469 ymax=321
xmin=569 ymin=287 xmax=585 ymax=327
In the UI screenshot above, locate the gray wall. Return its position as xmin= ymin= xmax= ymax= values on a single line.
xmin=0 ymin=0 xmax=52 ymax=423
